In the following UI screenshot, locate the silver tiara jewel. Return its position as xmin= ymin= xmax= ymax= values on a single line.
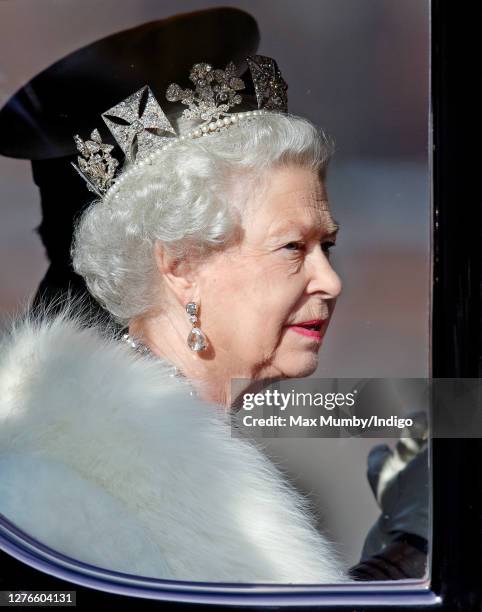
xmin=72 ymin=55 xmax=288 ymax=200
xmin=165 ymin=61 xmax=246 ymax=122
xmin=72 ymin=130 xmax=119 ymax=196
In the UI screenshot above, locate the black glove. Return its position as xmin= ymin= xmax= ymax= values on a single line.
xmin=350 ymin=416 xmax=429 ymax=580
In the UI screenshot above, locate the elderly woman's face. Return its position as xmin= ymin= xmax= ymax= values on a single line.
xmin=196 ymin=164 xmax=342 ymax=380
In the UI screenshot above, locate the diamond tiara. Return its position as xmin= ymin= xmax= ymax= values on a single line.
xmin=71 ymin=54 xmax=288 ymax=201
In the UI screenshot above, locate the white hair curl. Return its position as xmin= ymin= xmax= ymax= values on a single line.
xmin=71 ymin=113 xmax=334 ymax=325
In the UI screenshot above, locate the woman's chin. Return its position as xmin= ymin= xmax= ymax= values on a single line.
xmin=281 ymin=355 xmax=319 ymax=379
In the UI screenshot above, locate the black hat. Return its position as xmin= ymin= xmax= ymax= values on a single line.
xmin=0 ymin=7 xmax=259 ymax=321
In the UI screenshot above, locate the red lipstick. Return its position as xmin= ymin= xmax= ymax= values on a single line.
xmin=287 ymin=319 xmax=327 ymax=340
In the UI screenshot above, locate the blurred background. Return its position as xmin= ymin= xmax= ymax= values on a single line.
xmin=0 ymin=0 xmax=430 ymax=570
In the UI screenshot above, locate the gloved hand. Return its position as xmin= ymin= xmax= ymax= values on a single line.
xmin=349 ymin=413 xmax=429 ymax=580
xmin=361 ymin=442 xmax=429 ymax=560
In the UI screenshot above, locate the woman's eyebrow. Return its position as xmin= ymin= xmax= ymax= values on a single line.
xmin=269 ymin=218 xmax=340 ymax=237
xmin=325 ymin=218 xmax=340 ymax=236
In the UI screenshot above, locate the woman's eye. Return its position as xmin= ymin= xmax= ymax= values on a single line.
xmin=322 ymin=240 xmax=336 ymax=255
xmin=282 ymin=240 xmax=336 ymax=256
xmin=283 ymin=241 xmax=304 ymax=251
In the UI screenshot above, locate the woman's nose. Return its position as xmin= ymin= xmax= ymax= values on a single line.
xmin=307 ymin=251 xmax=342 ymax=299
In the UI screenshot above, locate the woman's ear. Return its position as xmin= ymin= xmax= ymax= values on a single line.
xmin=153 ymin=241 xmax=197 ymax=305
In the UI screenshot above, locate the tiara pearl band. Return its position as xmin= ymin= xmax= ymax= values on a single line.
xmin=109 ymin=109 xmax=268 ymax=202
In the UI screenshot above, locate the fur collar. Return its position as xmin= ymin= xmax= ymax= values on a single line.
xmin=0 ymin=304 xmax=348 ymax=583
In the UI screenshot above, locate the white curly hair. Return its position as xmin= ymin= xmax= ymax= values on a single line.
xmin=71 ymin=112 xmax=334 ymax=325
